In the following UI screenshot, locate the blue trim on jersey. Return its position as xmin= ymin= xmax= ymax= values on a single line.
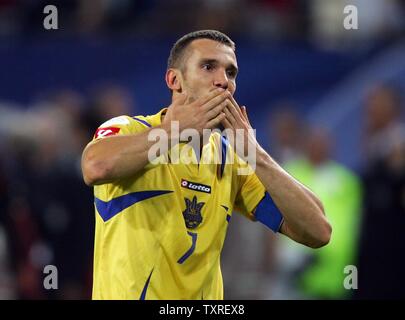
xmin=255 ymin=192 xmax=284 ymax=233
xmin=133 ymin=117 xmax=151 ymax=128
xmin=221 ymin=205 xmax=229 ymax=211
xmin=226 ymin=214 xmax=231 ymax=222
xmin=95 ymin=190 xmax=173 ymax=222
xmin=140 ymin=268 xmax=154 ymax=300
xmin=177 ymin=231 xmax=197 ymax=264
xmin=220 ymin=136 xmax=228 ymax=177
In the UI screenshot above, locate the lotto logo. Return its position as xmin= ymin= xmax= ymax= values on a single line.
xmin=94 ymin=127 xmax=120 ymax=139
xmin=181 ymin=179 xmax=211 ymax=194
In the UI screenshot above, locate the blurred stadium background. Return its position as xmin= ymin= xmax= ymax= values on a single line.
xmin=0 ymin=0 xmax=404 ymax=300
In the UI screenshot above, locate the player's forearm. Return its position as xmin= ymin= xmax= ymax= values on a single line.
xmin=254 ymin=146 xmax=331 ymax=248
xmin=81 ymin=124 xmax=176 ymax=186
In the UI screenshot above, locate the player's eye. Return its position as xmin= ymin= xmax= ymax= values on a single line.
xmin=227 ymin=70 xmax=237 ymax=78
xmin=202 ymin=63 xmax=213 ymax=71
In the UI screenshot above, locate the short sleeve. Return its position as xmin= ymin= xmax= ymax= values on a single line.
xmin=234 ymin=172 xmax=266 ymax=220
xmin=91 ymin=116 xmax=139 ymax=142
xmin=234 ymin=166 xmax=284 ymax=233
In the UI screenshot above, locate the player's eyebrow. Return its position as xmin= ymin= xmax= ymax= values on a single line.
xmin=199 ymin=58 xmax=219 ymax=66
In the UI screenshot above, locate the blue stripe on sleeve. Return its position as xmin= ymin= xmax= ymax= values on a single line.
xmin=133 ymin=117 xmax=152 ymax=128
xmin=254 ymin=192 xmax=284 ymax=233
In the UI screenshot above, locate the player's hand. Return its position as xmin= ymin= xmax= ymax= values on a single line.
xmin=163 ymin=87 xmax=229 ymax=135
xmin=221 ymin=95 xmax=258 ymax=159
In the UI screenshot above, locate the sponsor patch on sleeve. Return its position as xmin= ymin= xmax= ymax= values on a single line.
xmin=94 ymin=127 xmax=121 ymax=139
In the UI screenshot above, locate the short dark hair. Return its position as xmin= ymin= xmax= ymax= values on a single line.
xmin=167 ymin=30 xmax=235 ymax=70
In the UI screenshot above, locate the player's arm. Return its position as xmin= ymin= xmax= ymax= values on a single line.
xmin=81 ymin=88 xmax=229 ymax=186
xmin=82 ymin=126 xmax=166 ymax=186
xmin=222 ymin=96 xmax=331 ymax=249
xmin=253 ymin=151 xmax=331 ymax=248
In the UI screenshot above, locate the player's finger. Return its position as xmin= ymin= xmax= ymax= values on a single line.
xmin=196 ymin=87 xmax=226 ymax=106
xmin=221 ymin=116 xmax=232 ymax=129
xmin=205 ymin=99 xmax=227 ymax=121
xmin=207 ymin=112 xmax=226 ymax=129
xmin=173 ymin=91 xmax=188 ymax=106
xmin=226 ymin=97 xmax=243 ymax=120
xmin=200 ymin=90 xmax=230 ymax=112
xmin=224 ymin=102 xmax=236 ymax=124
xmin=230 ymin=95 xmax=243 ymax=116
xmin=228 ymin=94 xmax=244 ymax=118
xmin=224 ymin=104 xmax=235 ymax=123
xmin=241 ymin=106 xmax=251 ymax=125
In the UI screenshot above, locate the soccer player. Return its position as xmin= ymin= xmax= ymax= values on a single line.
xmin=81 ymin=30 xmax=331 ymax=300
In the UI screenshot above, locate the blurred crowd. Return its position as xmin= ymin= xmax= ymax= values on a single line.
xmin=1 ymin=0 xmax=405 ymax=47
xmin=0 ymin=84 xmax=137 ymax=299
xmin=0 ymin=81 xmax=403 ymax=299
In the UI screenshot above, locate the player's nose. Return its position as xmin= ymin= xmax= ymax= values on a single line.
xmin=213 ymin=70 xmax=228 ymax=90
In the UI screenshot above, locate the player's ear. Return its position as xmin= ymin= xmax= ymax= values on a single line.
xmin=165 ymin=68 xmax=182 ymax=92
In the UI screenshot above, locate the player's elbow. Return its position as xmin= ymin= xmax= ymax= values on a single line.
xmin=309 ymin=218 xmax=332 ymax=249
xmin=81 ymin=148 xmax=111 ymax=186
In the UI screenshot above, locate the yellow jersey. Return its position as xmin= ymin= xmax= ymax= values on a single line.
xmin=88 ymin=108 xmax=283 ymax=300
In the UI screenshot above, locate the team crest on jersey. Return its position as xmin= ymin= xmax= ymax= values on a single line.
xmin=182 ymin=196 xmax=204 ymax=229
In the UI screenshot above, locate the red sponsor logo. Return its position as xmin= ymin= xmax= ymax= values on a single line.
xmin=94 ymin=127 xmax=120 ymax=139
